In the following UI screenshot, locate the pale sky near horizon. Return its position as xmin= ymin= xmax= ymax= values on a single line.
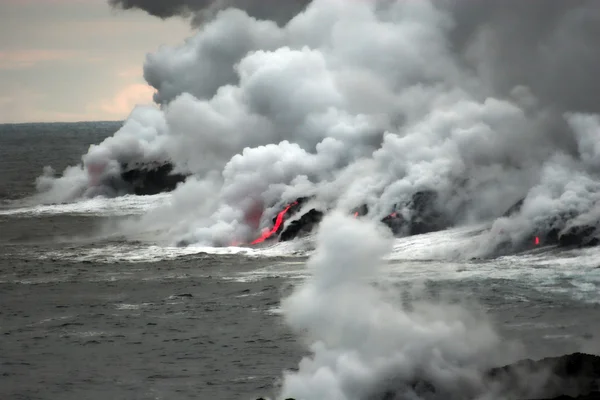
xmin=0 ymin=0 xmax=192 ymax=124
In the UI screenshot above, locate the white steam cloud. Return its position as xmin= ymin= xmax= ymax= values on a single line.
xmin=277 ymin=212 xmax=517 ymax=399
xmin=35 ymin=0 xmax=600 ymax=254
xmin=109 ymin=0 xmax=310 ymax=27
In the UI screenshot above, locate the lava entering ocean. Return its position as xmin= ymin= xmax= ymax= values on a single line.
xmin=248 ymin=199 xmax=409 ymax=246
xmin=251 ymin=201 xmax=299 ymax=245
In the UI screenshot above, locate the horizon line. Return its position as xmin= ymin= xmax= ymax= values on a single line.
xmin=0 ymin=120 xmax=125 ymax=127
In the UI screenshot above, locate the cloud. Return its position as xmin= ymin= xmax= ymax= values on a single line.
xmin=35 ymin=0 xmax=600 ymax=256
xmin=108 ymin=0 xmax=311 ymax=26
xmin=98 ymin=83 xmax=156 ymax=115
xmin=0 ymin=49 xmax=79 ymax=69
xmin=0 ymin=90 xmax=44 ymax=122
xmin=2 ymin=0 xmax=94 ymax=4
xmin=0 ymin=81 xmax=154 ymax=123
xmin=279 ymin=212 xmax=515 ymax=399
xmin=0 ymin=89 xmax=103 ymax=124
xmin=117 ymin=66 xmax=144 ymax=78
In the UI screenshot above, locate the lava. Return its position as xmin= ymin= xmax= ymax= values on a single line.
xmin=251 ymin=201 xmax=298 ymax=245
xmin=535 ymin=236 xmax=540 ymax=245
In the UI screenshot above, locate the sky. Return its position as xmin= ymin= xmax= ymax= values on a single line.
xmin=0 ymin=0 xmax=192 ymax=123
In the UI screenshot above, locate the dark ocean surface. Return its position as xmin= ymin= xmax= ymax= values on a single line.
xmin=1 ymin=122 xmax=599 ymax=400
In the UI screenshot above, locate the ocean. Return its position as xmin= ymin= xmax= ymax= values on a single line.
xmin=1 ymin=122 xmax=600 ymax=400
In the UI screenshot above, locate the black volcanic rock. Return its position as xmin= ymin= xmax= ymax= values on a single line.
xmin=487 ymin=353 xmax=600 ymax=400
xmin=352 ymin=204 xmax=369 ymax=217
xmin=407 ymin=190 xmax=450 ymax=235
xmin=381 ymin=212 xmax=406 ymax=235
xmin=274 ymin=190 xmax=450 ymax=242
xmin=559 ymin=223 xmax=600 ymax=248
xmin=493 ymin=198 xmax=600 ymax=253
xmin=540 ymin=395 xmax=600 ymax=400
xmin=503 ymin=197 xmax=525 ymax=217
xmin=382 ymin=190 xmax=450 ymax=236
xmin=279 ymin=208 xmax=324 ymax=242
xmin=120 ymin=161 xmax=187 ymax=196
xmin=263 ymin=353 xmax=600 ymax=400
xmin=262 ymin=396 xmax=600 ymax=400
xmin=517 ymin=216 xmax=599 ymax=252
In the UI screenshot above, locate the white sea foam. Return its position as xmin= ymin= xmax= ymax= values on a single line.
xmin=0 ymin=193 xmax=170 ymax=217
xmin=28 ymin=221 xmax=600 ymax=304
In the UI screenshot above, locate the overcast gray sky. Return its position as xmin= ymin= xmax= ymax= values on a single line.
xmin=0 ymin=0 xmax=191 ymax=123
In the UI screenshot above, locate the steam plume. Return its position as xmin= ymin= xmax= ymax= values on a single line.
xmin=278 ymin=212 xmax=516 ymax=399
xmin=36 ymin=0 xmax=600 ymax=254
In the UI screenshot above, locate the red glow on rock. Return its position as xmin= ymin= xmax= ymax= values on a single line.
xmin=251 ymin=201 xmax=298 ymax=245
xmin=245 ymin=203 xmax=264 ymax=230
xmin=86 ymin=161 xmax=107 ymax=186
xmin=354 ymin=212 xmax=359 ymax=218
xmin=389 ymin=212 xmax=397 ymax=217
xmin=534 ymin=236 xmax=540 ymax=245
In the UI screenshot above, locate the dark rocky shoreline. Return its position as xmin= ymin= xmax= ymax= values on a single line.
xmin=119 ymin=161 xmax=187 ymax=196
xmin=256 ymin=353 xmax=600 ymax=400
xmin=116 ymin=161 xmax=599 ymax=253
xmin=487 ymin=352 xmax=600 ymax=400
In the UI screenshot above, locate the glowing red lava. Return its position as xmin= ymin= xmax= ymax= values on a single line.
xmin=354 ymin=212 xmax=359 ymax=218
xmin=534 ymin=236 xmax=540 ymax=245
xmin=251 ymin=201 xmax=298 ymax=245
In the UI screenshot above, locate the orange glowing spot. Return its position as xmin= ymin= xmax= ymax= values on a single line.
xmin=534 ymin=236 xmax=540 ymax=245
xmin=251 ymin=201 xmax=298 ymax=245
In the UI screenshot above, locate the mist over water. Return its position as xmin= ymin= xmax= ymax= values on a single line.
xmin=278 ymin=213 xmax=518 ymax=400
xmin=34 ymin=0 xmax=600 ymax=254
xmin=3 ymin=132 xmax=600 ymax=399
xmin=3 ymin=4 xmax=600 ymax=397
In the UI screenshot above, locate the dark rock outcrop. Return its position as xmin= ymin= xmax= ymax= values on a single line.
xmin=259 ymin=353 xmax=600 ymax=400
xmin=279 ymin=208 xmax=324 ymax=242
xmin=487 ymin=352 xmax=600 ymax=400
xmin=406 ymin=190 xmax=451 ymax=235
xmin=497 ymin=198 xmax=600 ymax=251
xmin=381 ymin=212 xmax=406 ymax=235
xmin=266 ymin=190 xmax=451 ymax=243
xmin=120 ymin=161 xmax=187 ymax=196
xmin=503 ymin=197 xmax=525 ymax=217
xmin=381 ymin=190 xmax=451 ymax=236
xmin=559 ymin=223 xmax=600 ymax=248
xmin=352 ymin=204 xmax=369 ymax=217
xmin=254 ymin=192 xmax=599 ymax=252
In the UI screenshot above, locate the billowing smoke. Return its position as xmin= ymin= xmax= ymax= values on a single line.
xmin=108 ymin=0 xmax=311 ymax=26
xmin=449 ymin=0 xmax=600 ymax=115
xmin=36 ymin=0 xmax=600 ymax=254
xmin=277 ymin=212 xmax=517 ymax=399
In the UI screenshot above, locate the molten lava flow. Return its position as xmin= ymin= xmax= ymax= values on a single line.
xmin=251 ymin=201 xmax=298 ymax=245
xmin=534 ymin=236 xmax=540 ymax=245
xmin=354 ymin=212 xmax=359 ymax=218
